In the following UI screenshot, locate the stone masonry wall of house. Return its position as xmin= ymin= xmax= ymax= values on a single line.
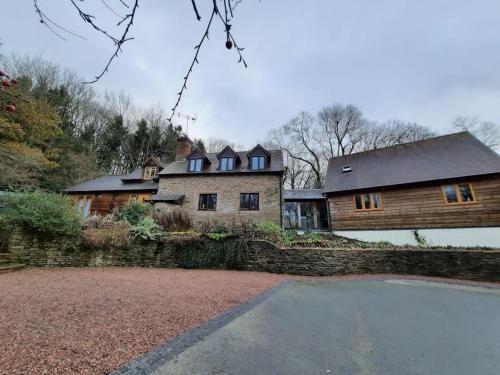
xmin=157 ymin=174 xmax=282 ymax=229
xmin=5 ymin=229 xmax=500 ymax=282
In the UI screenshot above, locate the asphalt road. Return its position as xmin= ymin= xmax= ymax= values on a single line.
xmin=152 ymin=279 xmax=500 ymax=375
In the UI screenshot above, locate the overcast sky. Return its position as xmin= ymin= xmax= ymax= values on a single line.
xmin=3 ymin=1 xmax=500 ymax=146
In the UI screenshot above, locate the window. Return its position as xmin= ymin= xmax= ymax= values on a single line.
xmin=442 ymin=183 xmax=476 ymax=204
xmin=240 ymin=193 xmax=259 ymax=210
xmin=198 ymin=194 xmax=217 ymax=210
xmin=143 ymin=166 xmax=158 ymax=180
xmin=130 ymin=194 xmax=138 ymax=202
xmin=220 ymin=157 xmax=234 ymax=171
xmin=188 ymin=158 xmax=202 ymax=172
xmin=354 ymin=192 xmax=383 ymax=211
xmin=251 ymin=156 xmax=265 ymax=170
xmin=75 ymin=195 xmax=92 ymax=218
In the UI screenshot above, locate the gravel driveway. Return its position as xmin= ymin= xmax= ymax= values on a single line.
xmin=0 ymin=268 xmax=285 ymax=374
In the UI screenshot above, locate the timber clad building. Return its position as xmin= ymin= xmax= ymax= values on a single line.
xmin=323 ymin=132 xmax=500 ymax=246
xmin=65 ymin=131 xmax=500 ymax=247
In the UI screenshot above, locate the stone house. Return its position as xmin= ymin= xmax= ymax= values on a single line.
xmin=149 ymin=137 xmax=284 ymax=228
xmin=65 ymin=137 xmax=285 ymax=229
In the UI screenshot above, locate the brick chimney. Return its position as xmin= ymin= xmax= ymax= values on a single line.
xmin=175 ymin=136 xmax=193 ymax=160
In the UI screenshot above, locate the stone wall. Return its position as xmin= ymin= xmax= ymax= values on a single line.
xmin=246 ymin=240 xmax=500 ymax=281
xmin=157 ymin=174 xmax=282 ymax=229
xmin=5 ymin=229 xmax=500 ymax=282
xmin=7 ymin=228 xmax=177 ymax=268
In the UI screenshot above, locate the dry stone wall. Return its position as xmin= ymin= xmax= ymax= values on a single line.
xmin=4 ymin=229 xmax=500 ymax=282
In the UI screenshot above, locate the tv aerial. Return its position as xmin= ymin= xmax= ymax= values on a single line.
xmin=172 ymin=111 xmax=197 ymax=136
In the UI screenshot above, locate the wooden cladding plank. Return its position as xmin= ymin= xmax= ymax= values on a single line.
xmin=329 ymin=176 xmax=500 ymax=230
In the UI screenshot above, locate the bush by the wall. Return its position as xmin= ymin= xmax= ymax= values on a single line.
xmin=115 ymin=201 xmax=149 ymax=225
xmin=174 ymin=237 xmax=248 ymax=270
xmin=130 ymin=216 xmax=164 ymax=240
xmin=0 ymin=190 xmax=81 ymax=236
xmin=82 ymin=214 xmax=130 ymax=249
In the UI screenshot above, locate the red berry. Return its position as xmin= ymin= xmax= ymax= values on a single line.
xmin=2 ymin=80 xmax=11 ymax=87
xmin=5 ymin=104 xmax=15 ymax=112
xmin=11 ymin=78 xmax=17 ymax=85
xmin=225 ymin=40 xmax=233 ymax=49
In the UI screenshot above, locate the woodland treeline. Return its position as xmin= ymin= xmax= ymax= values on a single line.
xmin=1 ymin=53 xmax=497 ymax=192
xmin=0 ymin=53 xmax=204 ymax=191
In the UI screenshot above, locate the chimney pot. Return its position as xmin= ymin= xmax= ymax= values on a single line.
xmin=176 ymin=136 xmax=193 ymax=160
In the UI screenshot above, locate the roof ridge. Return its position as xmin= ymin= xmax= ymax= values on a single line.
xmin=329 ymin=131 xmax=470 ymax=161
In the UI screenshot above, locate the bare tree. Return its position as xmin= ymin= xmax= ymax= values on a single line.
xmin=360 ymin=119 xmax=436 ymax=150
xmin=453 ymin=116 xmax=500 ymax=151
xmin=268 ymin=104 xmax=437 ymax=189
xmin=317 ymin=103 xmax=367 ymax=158
xmin=271 ymin=112 xmax=323 ymax=188
xmin=205 ymin=137 xmax=245 ymax=153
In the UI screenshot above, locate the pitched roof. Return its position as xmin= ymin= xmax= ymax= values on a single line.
xmin=63 ymin=175 xmax=158 ymax=193
xmin=324 ymin=132 xmax=500 ymax=194
xmin=159 ymin=149 xmax=284 ymax=176
xmin=284 ymin=189 xmax=325 ymax=200
xmin=143 ymin=192 xmax=185 ymax=204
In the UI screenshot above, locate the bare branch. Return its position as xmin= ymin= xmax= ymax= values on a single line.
xmin=215 ymin=3 xmax=248 ymax=68
xmin=33 ymin=0 xmax=86 ymax=41
xmin=190 ymin=0 xmax=202 ymax=21
xmin=83 ymin=0 xmax=140 ymax=83
xmin=168 ymin=8 xmax=217 ymax=122
xmin=100 ymin=0 xmax=123 ymax=18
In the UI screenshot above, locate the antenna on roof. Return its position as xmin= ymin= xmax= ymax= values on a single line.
xmin=172 ymin=111 xmax=197 ymax=136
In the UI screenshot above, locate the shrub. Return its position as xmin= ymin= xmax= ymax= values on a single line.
xmin=255 ymin=219 xmax=295 ymax=245
xmin=82 ymin=215 xmax=130 ymax=249
xmin=302 ymin=231 xmax=322 ymax=243
xmin=0 ymin=190 xmax=81 ymax=236
xmin=255 ymin=219 xmax=282 ymax=237
xmin=154 ymin=209 xmax=192 ymax=232
xmin=130 ymin=216 xmax=164 ymax=240
xmin=204 ymin=232 xmax=238 ymax=241
xmin=115 ymin=201 xmax=149 ymax=225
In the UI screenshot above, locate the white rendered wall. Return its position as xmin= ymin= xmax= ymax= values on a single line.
xmin=334 ymin=227 xmax=500 ymax=248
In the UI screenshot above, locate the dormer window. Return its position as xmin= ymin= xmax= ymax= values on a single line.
xmin=251 ymin=156 xmax=265 ymax=170
xmin=143 ymin=166 xmax=158 ymax=180
xmin=247 ymin=144 xmax=270 ymax=171
xmin=220 ymin=157 xmax=234 ymax=171
xmin=188 ymin=158 xmax=203 ymax=172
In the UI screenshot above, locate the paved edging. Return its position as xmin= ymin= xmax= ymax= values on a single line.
xmin=111 ymin=280 xmax=295 ymax=374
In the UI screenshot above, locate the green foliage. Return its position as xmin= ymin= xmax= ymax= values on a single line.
xmin=115 ymin=200 xmax=149 ymax=225
xmin=168 ymin=230 xmax=201 ymax=237
xmin=413 ymin=230 xmax=428 ymax=246
xmin=174 ymin=238 xmax=248 ymax=270
xmin=255 ymin=219 xmax=295 ymax=245
xmin=130 ymin=216 xmax=164 ymax=240
xmin=302 ymin=231 xmax=322 ymax=242
xmin=82 ymin=214 xmax=130 ymax=249
xmin=0 ymin=190 xmax=81 ymax=235
xmin=204 ymin=232 xmax=238 ymax=241
xmin=256 ymin=219 xmax=283 ymax=237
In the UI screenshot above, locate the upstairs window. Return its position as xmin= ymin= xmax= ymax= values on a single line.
xmin=442 ymin=183 xmax=476 ymax=204
xmin=354 ymin=192 xmax=383 ymax=211
xmin=198 ymin=194 xmax=217 ymax=210
xmin=143 ymin=166 xmax=158 ymax=180
xmin=240 ymin=193 xmax=259 ymax=210
xmin=220 ymin=157 xmax=234 ymax=171
xmin=188 ymin=158 xmax=202 ymax=172
xmin=251 ymin=156 xmax=265 ymax=170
